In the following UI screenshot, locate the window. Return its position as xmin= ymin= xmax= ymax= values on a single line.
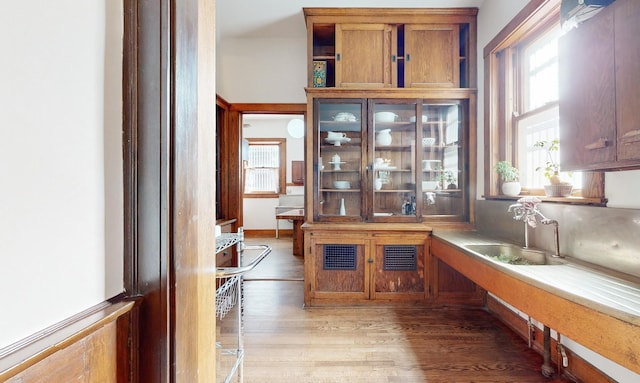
xmin=243 ymin=138 xmax=286 ymax=197
xmin=484 ymin=0 xmax=602 ymax=203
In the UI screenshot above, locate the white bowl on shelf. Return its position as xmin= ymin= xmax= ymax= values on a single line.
xmin=333 ymin=180 xmax=351 ymax=189
xmin=422 ymin=137 xmax=436 ymax=146
xmin=374 ymin=112 xmax=398 ymax=123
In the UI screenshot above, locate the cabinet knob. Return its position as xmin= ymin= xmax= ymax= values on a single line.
xmin=336 ymin=53 xmax=341 ymax=61
xmin=406 ymin=53 xmax=411 ymax=61
xmin=392 ymin=54 xmax=396 ymax=62
xmin=367 ymin=258 xmax=374 ymax=264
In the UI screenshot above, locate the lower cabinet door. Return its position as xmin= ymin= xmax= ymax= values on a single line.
xmin=371 ymin=234 xmax=428 ymax=301
xmin=305 ymin=230 xmax=430 ymax=305
xmin=308 ymin=238 xmax=370 ymax=303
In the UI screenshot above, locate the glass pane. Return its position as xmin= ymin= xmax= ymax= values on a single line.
xmin=372 ymin=102 xmax=417 ymax=217
xmin=421 ymin=103 xmax=464 ymax=218
xmin=317 ymin=101 xmax=363 ymax=218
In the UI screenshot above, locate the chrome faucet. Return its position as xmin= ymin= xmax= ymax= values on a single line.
xmin=507 ymin=197 xmax=562 ymax=257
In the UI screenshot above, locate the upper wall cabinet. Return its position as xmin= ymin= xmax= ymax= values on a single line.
xmin=304 ymin=8 xmax=477 ymax=89
xmin=404 ymin=24 xmax=459 ymax=88
xmin=559 ymin=0 xmax=640 ymax=171
xmin=335 ymin=23 xmax=395 ymax=88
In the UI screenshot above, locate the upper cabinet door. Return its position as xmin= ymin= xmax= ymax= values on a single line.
xmin=615 ymin=0 xmax=640 ymax=162
xmin=335 ymin=24 xmax=396 ymax=88
xmin=404 ymin=24 xmax=459 ymax=88
xmin=559 ymin=6 xmax=617 ymax=170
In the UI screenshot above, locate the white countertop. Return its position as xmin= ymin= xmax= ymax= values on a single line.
xmin=433 ymin=230 xmax=640 ymax=326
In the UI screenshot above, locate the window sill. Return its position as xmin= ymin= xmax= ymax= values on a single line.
xmin=484 ymin=194 xmax=607 ymax=206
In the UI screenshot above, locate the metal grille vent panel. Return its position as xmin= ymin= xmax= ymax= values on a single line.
xmin=384 ymin=245 xmax=417 ymax=271
xmin=323 ymin=244 xmax=357 ymax=270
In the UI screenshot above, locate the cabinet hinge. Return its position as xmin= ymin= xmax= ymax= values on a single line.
xmin=336 ymin=53 xmax=341 ymax=61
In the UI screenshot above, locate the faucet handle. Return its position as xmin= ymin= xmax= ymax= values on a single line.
xmin=517 ymin=196 xmax=542 ymax=207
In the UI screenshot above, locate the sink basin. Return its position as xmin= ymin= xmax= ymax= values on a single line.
xmin=464 ymin=244 xmax=564 ymax=266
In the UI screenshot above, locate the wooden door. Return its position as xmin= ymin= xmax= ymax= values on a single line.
xmin=404 ymin=24 xmax=459 ymax=88
xmin=306 ymin=235 xmax=370 ymax=304
xmin=371 ymin=233 xmax=428 ymax=301
xmin=335 ymin=24 xmax=395 ymax=88
xmin=559 ymin=7 xmax=617 ymax=170
xmin=615 ymin=0 xmax=640 ymax=162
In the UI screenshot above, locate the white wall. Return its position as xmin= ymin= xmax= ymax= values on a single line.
xmin=217 ymin=37 xmax=307 ymax=103
xmin=0 ymin=0 xmax=123 ymax=348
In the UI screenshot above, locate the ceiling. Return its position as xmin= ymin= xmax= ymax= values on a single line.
xmin=216 ymin=0 xmax=485 ymax=40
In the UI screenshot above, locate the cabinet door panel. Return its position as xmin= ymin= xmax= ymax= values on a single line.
xmin=315 ymin=99 xmax=365 ymax=221
xmin=405 ymin=24 xmax=459 ymax=88
xmin=559 ymin=8 xmax=616 ymax=170
xmin=308 ymin=239 xmax=370 ymax=303
xmin=615 ymin=0 xmax=640 ymax=161
xmin=373 ymin=240 xmax=426 ymax=298
xmin=371 ymin=101 xmax=419 ymax=221
xmin=336 ymin=24 xmax=394 ymax=88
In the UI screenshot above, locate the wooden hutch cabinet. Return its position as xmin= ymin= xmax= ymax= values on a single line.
xmin=559 ymin=0 xmax=640 ymax=171
xmin=303 ymin=8 xmax=479 ymax=306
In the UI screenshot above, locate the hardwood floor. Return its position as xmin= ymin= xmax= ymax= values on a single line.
xmin=220 ymin=236 xmax=569 ymax=382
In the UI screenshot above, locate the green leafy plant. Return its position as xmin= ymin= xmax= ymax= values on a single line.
xmin=495 ymin=161 xmax=519 ymax=182
xmin=435 ymin=166 xmax=457 ymax=188
xmin=533 ymin=139 xmax=563 ymax=184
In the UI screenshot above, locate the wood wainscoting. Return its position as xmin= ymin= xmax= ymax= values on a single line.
xmin=0 ymin=298 xmax=138 ymax=382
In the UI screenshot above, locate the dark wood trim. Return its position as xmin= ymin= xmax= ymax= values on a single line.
xmin=0 ymin=299 xmax=136 ymax=381
xmin=126 ymin=1 xmax=171 ymax=382
xmin=230 ymin=103 xmax=307 ymax=114
xmin=122 ymin=0 xmax=138 ymax=298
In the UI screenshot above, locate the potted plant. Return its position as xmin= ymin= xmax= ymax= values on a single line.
xmin=495 ymin=160 xmax=521 ymax=196
xmin=435 ymin=167 xmax=457 ymax=189
xmin=534 ymin=139 xmax=573 ymax=197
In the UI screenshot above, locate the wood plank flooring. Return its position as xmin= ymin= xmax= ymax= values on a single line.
xmin=220 ymin=237 xmax=569 ymax=383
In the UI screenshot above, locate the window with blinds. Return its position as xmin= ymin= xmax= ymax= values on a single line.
xmin=243 ymin=138 xmax=286 ymax=196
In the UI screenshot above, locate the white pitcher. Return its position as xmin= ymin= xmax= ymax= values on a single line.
xmin=375 ymin=129 xmax=392 ymax=146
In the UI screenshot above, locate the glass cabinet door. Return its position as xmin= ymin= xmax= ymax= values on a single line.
xmin=420 ymin=101 xmax=467 ymax=221
xmin=370 ymin=100 xmax=419 ymax=221
xmin=314 ymin=99 xmax=365 ymax=221
xmin=311 ymin=97 xmax=468 ymax=223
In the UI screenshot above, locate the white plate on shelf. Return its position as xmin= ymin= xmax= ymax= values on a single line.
xmin=373 ymin=212 xmax=393 ymax=216
xmin=325 ymin=137 xmax=351 ymax=146
xmin=374 ymin=165 xmax=397 ymax=170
